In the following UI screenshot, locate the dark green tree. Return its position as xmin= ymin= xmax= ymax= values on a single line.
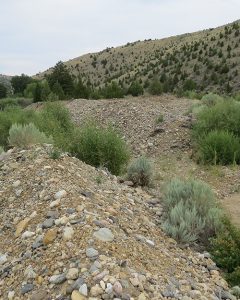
xmin=0 ymin=83 xmax=7 ymax=99
xmin=149 ymin=79 xmax=163 ymax=95
xmin=128 ymin=81 xmax=144 ymax=96
xmin=11 ymin=74 xmax=33 ymax=95
xmin=183 ymin=79 xmax=197 ymax=91
xmin=103 ymin=81 xmax=124 ymax=99
xmin=33 ymin=83 xmax=42 ymax=102
xmin=52 ymin=81 xmax=65 ymax=100
xmin=47 ymin=61 xmax=74 ymax=98
xmin=74 ymin=77 xmax=90 ymax=99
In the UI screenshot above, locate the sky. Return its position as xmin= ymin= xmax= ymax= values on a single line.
xmin=0 ymin=0 xmax=239 ymax=76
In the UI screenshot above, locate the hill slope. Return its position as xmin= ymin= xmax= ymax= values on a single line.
xmin=36 ymin=20 xmax=240 ymax=94
xmin=0 ymin=145 xmax=235 ymax=299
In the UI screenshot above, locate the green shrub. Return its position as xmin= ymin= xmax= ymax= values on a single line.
xmin=127 ymin=156 xmax=152 ymax=186
xmin=0 ymin=146 xmax=4 ymax=154
xmin=210 ymin=218 xmax=240 ymax=286
xmin=36 ymin=102 xmax=74 ymax=150
xmin=149 ymin=80 xmax=163 ymax=95
xmin=193 ymin=100 xmax=240 ymax=141
xmin=128 ymin=81 xmax=144 ymax=96
xmin=198 ymin=130 xmax=240 ymax=165
xmin=71 ymin=123 xmax=129 ymax=175
xmin=201 ymin=93 xmax=223 ymax=107
xmin=8 ymin=123 xmax=53 ymax=148
xmin=49 ymin=148 xmax=61 ymax=159
xmin=162 ymin=179 xmax=223 ymax=243
xmin=183 ymin=90 xmax=203 ymax=100
xmin=155 ymin=114 xmax=164 ymax=124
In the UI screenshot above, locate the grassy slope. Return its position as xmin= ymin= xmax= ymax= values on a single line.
xmin=36 ymin=20 xmax=240 ymax=93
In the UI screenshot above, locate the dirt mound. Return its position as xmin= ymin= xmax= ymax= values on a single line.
xmin=0 ymin=145 xmax=234 ymax=299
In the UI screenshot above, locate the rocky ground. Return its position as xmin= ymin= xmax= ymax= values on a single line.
xmin=0 ymin=145 xmax=237 ymax=300
xmin=66 ymin=95 xmax=240 ymax=223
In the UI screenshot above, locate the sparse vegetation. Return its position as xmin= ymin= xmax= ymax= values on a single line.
xmin=127 ymin=156 xmax=152 ymax=186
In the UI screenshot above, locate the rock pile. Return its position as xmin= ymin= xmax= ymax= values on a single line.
xmin=66 ymin=95 xmax=193 ymax=156
xmin=0 ymin=146 xmax=236 ymax=299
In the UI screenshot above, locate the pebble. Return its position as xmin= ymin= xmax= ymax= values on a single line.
xmin=50 ymin=199 xmax=60 ymax=208
xmin=43 ymin=228 xmax=58 ymax=245
xmin=30 ymin=290 xmax=48 ymax=300
xmin=21 ymin=283 xmax=34 ymax=295
xmin=93 ymin=228 xmax=114 ymax=242
xmin=49 ymin=273 xmax=66 ymax=284
xmin=55 ymin=189 xmax=67 ymax=199
xmin=42 ymin=218 xmax=55 ymax=229
xmin=24 ymin=265 xmax=37 ymax=279
xmin=22 ymin=231 xmax=35 ymax=239
xmin=15 ymin=217 xmax=31 ymax=237
xmin=72 ymin=277 xmax=85 ymax=290
xmin=63 ymin=226 xmax=74 ymax=240
xmin=113 ymin=281 xmax=123 ymax=295
xmin=66 ymin=268 xmax=79 ymax=280
xmin=90 ymin=284 xmax=103 ymax=296
xmin=0 ymin=253 xmax=8 ymax=265
xmin=71 ymin=290 xmax=86 ymax=300
xmin=79 ymin=283 xmax=88 ymax=296
xmin=86 ymin=247 xmax=99 ymax=259
xmin=7 ymin=291 xmax=15 ymax=300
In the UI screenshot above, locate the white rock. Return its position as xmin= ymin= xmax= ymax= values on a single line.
xmin=12 ymin=180 xmax=21 ymax=188
xmin=0 ymin=253 xmax=8 ymax=265
xmin=22 ymin=231 xmax=35 ymax=239
xmin=66 ymin=268 xmax=79 ymax=280
xmin=93 ymin=228 xmax=114 ymax=242
xmin=63 ymin=226 xmax=74 ymax=241
xmin=50 ymin=199 xmax=60 ymax=208
xmin=8 ymin=291 xmax=15 ymax=300
xmin=54 ymin=190 xmax=67 ymax=199
xmin=105 ymin=283 xmax=113 ymax=294
xmin=24 ymin=265 xmax=37 ymax=279
xmin=79 ymin=283 xmax=88 ymax=296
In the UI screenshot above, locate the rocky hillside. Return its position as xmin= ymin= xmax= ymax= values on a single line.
xmin=36 ymin=20 xmax=240 ymax=94
xmin=0 ymin=145 xmax=236 ymax=300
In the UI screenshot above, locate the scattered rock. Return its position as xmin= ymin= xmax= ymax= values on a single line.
xmin=93 ymin=228 xmax=114 ymax=242
xmin=66 ymin=268 xmax=79 ymax=280
xmin=21 ymin=283 xmax=34 ymax=295
xmin=86 ymin=247 xmax=99 ymax=259
xmin=55 ymin=190 xmax=67 ymax=199
xmin=49 ymin=274 xmax=66 ymax=284
xmin=43 ymin=228 xmax=58 ymax=245
xmin=63 ymin=226 xmax=74 ymax=241
xmin=15 ymin=217 xmax=31 ymax=237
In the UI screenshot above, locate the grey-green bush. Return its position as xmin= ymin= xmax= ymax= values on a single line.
xmin=71 ymin=123 xmax=129 ymax=175
xmin=8 ymin=123 xmax=53 ymax=148
xmin=162 ymin=179 xmax=222 ymax=243
xmin=127 ymin=156 xmax=152 ymax=186
xmin=0 ymin=146 xmax=4 ymax=154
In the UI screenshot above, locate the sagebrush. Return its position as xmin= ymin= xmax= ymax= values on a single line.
xmin=127 ymin=156 xmax=152 ymax=186
xmin=162 ymin=179 xmax=223 ymax=243
xmin=8 ymin=123 xmax=53 ymax=148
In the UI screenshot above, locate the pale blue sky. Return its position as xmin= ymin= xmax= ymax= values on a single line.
xmin=0 ymin=0 xmax=239 ymax=75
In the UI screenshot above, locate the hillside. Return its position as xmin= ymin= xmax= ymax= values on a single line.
xmin=36 ymin=20 xmax=240 ymax=94
xmin=0 ymin=144 xmax=236 ymax=300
